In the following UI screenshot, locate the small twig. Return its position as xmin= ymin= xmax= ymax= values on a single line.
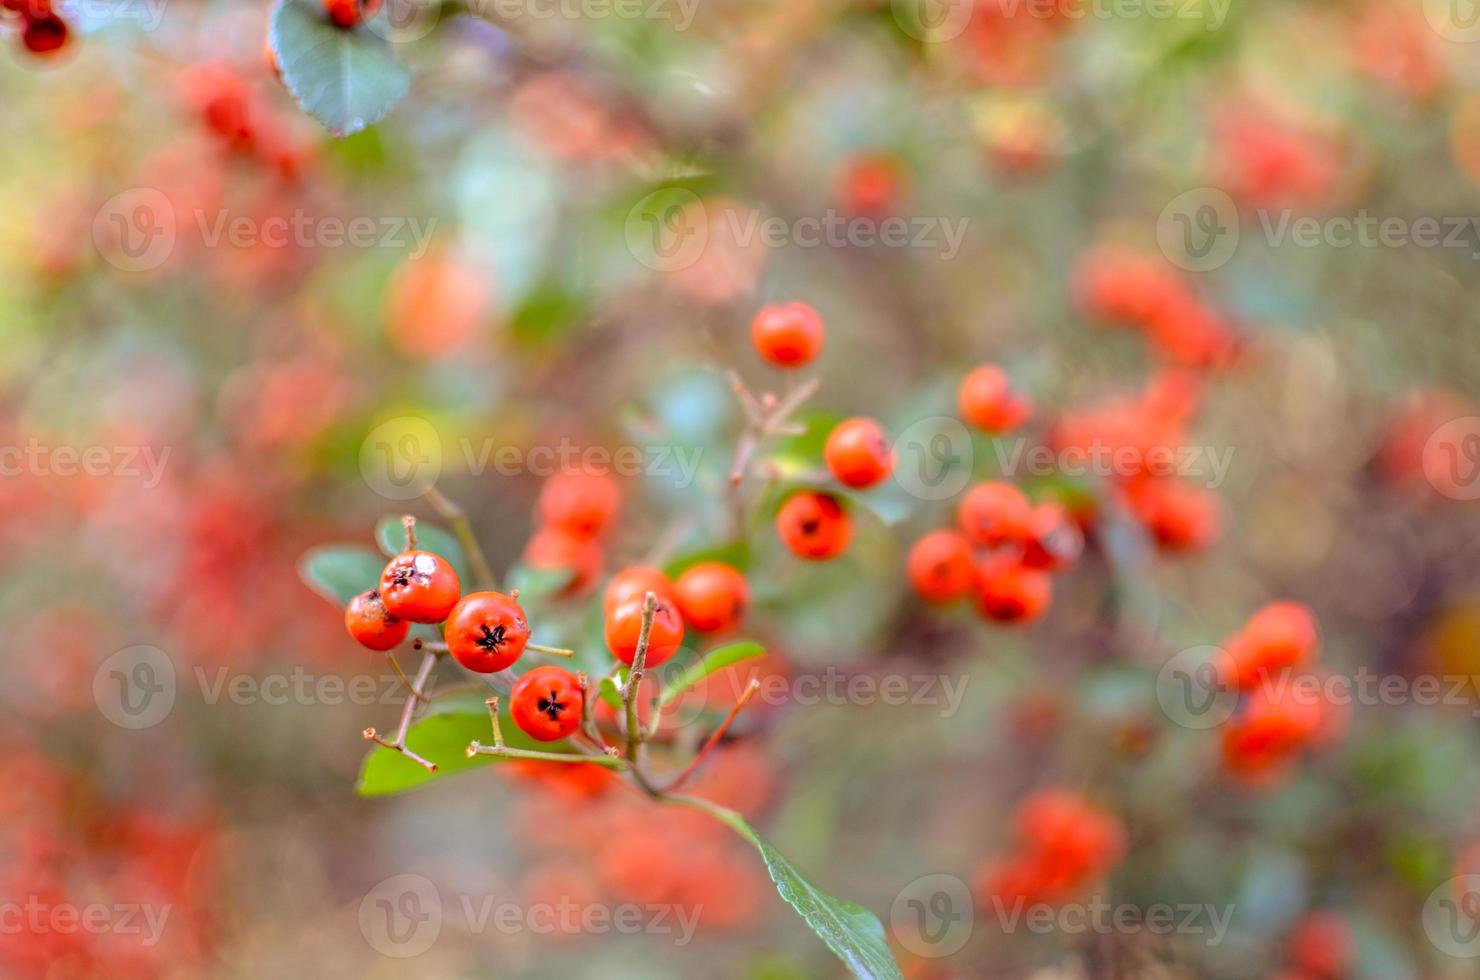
xmin=414 ymin=638 xmax=449 ymax=654
xmin=467 ymin=694 xmax=627 ymax=767
xmin=401 ymin=514 xmax=418 ymax=550
xmin=622 ymin=592 xmax=659 ymax=762
xmin=363 ymin=650 xmax=439 ymax=771
xmin=725 ymin=371 xmax=821 ymax=532
xmin=527 ymin=642 xmax=574 ymax=658
xmin=385 ymin=653 xmax=428 ymax=703
xmin=578 ymin=672 xmax=606 ymax=749
xmin=424 ymin=485 xmax=497 ymax=591
xmin=659 ymin=679 xmax=761 ymax=793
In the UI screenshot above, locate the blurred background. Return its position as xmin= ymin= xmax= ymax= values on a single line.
xmin=3 ymin=0 xmax=1480 ymax=976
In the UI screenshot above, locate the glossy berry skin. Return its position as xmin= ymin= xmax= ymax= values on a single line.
xmin=751 ymin=302 xmax=824 ymax=368
xmin=776 ymin=491 xmax=852 ymax=560
xmin=958 ymin=364 xmax=1032 ymax=433
xmin=1217 ymin=601 xmax=1319 ymax=692
xmin=906 ymin=530 xmax=976 ymax=603
xmin=824 ymin=418 xmax=894 ymax=489
xmin=1021 ymin=502 xmax=1083 ymax=571
xmin=957 ymin=481 xmax=1033 ymax=548
xmin=605 ymin=596 xmax=685 ymax=667
xmin=674 ymin=562 xmax=749 ymax=632
xmin=379 ymin=550 xmax=462 ymax=624
xmin=974 ymin=555 xmax=1051 ymax=625
xmin=445 ymin=591 xmax=530 ymax=673
xmin=603 ymin=565 xmax=675 ymax=614
xmin=510 ymin=666 xmax=584 ymax=742
xmin=537 ymin=470 xmax=620 ymax=539
xmin=344 ymin=590 xmax=409 ymax=652
xmin=322 ymin=0 xmax=380 ymax=28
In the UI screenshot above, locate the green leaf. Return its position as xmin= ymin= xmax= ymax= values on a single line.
xmin=299 ymin=545 xmax=384 ymax=606
xmin=374 ymin=516 xmax=470 ymax=583
xmin=505 ymin=562 xmax=575 ymax=602
xmin=672 ymin=798 xmax=902 ymax=980
xmin=356 ymin=692 xmax=577 ymax=797
xmin=270 ymin=0 xmax=411 ymax=137
xmin=658 ymin=640 xmax=766 ymax=707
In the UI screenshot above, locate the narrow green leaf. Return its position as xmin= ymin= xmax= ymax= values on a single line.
xmin=270 ymin=0 xmax=411 ymax=137
xmin=299 ymin=545 xmax=385 ymax=606
xmin=672 ymin=798 xmax=903 ymax=980
xmin=658 ymin=641 xmax=766 ymax=707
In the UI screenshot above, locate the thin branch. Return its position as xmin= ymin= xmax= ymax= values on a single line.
xmin=526 ymin=642 xmax=574 ymax=658
xmin=622 ymin=591 xmax=659 ymax=762
xmin=424 ymin=485 xmax=497 ymax=591
xmin=658 ymin=679 xmax=760 ymax=793
xmin=363 ymin=650 xmax=439 ymax=771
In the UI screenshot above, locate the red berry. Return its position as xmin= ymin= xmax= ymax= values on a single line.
xmin=751 ymin=302 xmax=824 ymax=368
xmin=1220 ymin=678 xmax=1324 ymax=778
xmin=343 ymin=590 xmax=409 ymax=652
xmin=1021 ymin=502 xmax=1083 ymax=571
xmin=776 ymin=491 xmax=852 ymax=560
xmin=537 ymin=470 xmax=620 ymax=539
xmin=445 ymin=591 xmax=531 ymax=673
xmin=974 ymin=554 xmax=1051 ymax=625
xmin=510 ymin=666 xmax=584 ymax=742
xmin=523 ymin=527 xmax=603 ymax=595
xmin=605 ymin=596 xmax=685 ymax=668
xmin=1288 ymin=910 xmax=1354 ymax=979
xmin=322 ymin=0 xmax=380 ymax=28
xmin=824 ymin=417 xmax=894 ymax=489
xmin=906 ymin=530 xmax=976 ymax=603
xmin=603 ymin=565 xmax=675 ymax=615
xmin=20 ymin=10 xmax=67 ymax=55
xmin=1123 ymin=478 xmax=1221 ymax=552
xmin=379 ymin=550 xmax=462 ymax=624
xmin=673 ymin=562 xmax=749 ymax=632
xmin=958 ymin=364 xmax=1032 ymax=433
xmin=957 ymin=481 xmax=1033 ymax=548
xmin=1216 ymin=601 xmax=1319 ymax=692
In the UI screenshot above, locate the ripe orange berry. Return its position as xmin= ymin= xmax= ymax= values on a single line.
xmin=751 ymin=302 xmax=824 ymax=368
xmin=1220 ymin=678 xmax=1324 ymax=778
xmin=776 ymin=491 xmax=852 ymax=560
xmin=1021 ymin=502 xmax=1083 ymax=571
xmin=906 ymin=530 xmax=976 ymax=603
xmin=1124 ymin=478 xmax=1221 ymax=552
xmin=974 ymin=555 xmax=1051 ymax=625
xmin=510 ymin=666 xmax=584 ymax=742
xmin=605 ymin=596 xmax=685 ymax=667
xmin=674 ymin=562 xmax=749 ymax=632
xmin=603 ymin=565 xmax=675 ymax=615
xmin=957 ymin=481 xmax=1033 ymax=547
xmin=444 ymin=591 xmax=531 ymax=673
xmin=958 ymin=364 xmax=1032 ymax=432
xmin=824 ymin=417 xmax=894 ymax=489
xmin=523 ymin=527 xmax=603 ymax=595
xmin=537 ymin=470 xmax=620 ymax=539
xmin=322 ymin=0 xmax=380 ymax=28
xmin=1288 ymin=911 xmax=1354 ymax=979
xmin=20 ymin=9 xmax=67 ymax=55
xmin=1216 ymin=601 xmax=1319 ymax=692
xmin=379 ymin=550 xmax=462 ymax=624
xmin=344 ymin=590 xmax=409 ymax=651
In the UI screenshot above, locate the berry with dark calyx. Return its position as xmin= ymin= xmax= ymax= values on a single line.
xmin=824 ymin=417 xmax=894 ymax=489
xmin=344 ymin=590 xmax=409 ymax=652
xmin=907 ymin=530 xmax=976 ymax=603
xmin=673 ymin=561 xmax=749 ymax=632
xmin=751 ymin=302 xmax=824 ymax=368
xmin=605 ymin=596 xmax=685 ymax=668
xmin=510 ymin=666 xmax=584 ymax=742
xmin=445 ymin=591 xmax=531 ymax=673
xmin=776 ymin=491 xmax=852 ymax=560
xmin=379 ymin=550 xmax=462 ymax=624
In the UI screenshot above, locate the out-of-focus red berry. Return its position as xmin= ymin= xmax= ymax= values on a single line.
xmin=537 ymin=470 xmax=620 ymax=539
xmin=824 ymin=418 xmax=894 ymax=489
xmin=776 ymin=491 xmax=852 ymax=560
xmin=906 ymin=530 xmax=976 ymax=603
xmin=751 ymin=303 xmax=824 ymax=368
xmin=958 ymin=364 xmax=1032 ymax=432
xmin=957 ymin=481 xmax=1033 ymax=547
xmin=974 ymin=554 xmax=1051 ymax=625
xmin=603 ymin=565 xmax=674 ymax=615
xmin=673 ymin=562 xmax=749 ymax=633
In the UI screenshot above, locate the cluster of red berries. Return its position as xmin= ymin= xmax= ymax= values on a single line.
xmin=522 ymin=469 xmax=620 ymax=595
xmin=180 ymin=63 xmax=313 ymax=182
xmin=322 ymin=0 xmax=381 ymax=29
xmin=2 ymin=0 xmax=68 ymax=56
xmin=1212 ymin=601 xmax=1343 ymax=783
xmin=975 ymin=789 xmax=1126 ymax=907
xmin=603 ymin=561 xmax=749 ymax=667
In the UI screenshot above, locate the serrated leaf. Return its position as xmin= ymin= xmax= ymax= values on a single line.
xmin=674 ymin=799 xmax=902 ymax=980
xmin=658 ymin=641 xmax=765 ymax=707
xmin=270 ymin=0 xmax=411 ymax=137
xmin=299 ymin=545 xmax=385 ymax=606
xmin=374 ymin=516 xmax=470 ymax=583
xmin=356 ymin=692 xmax=577 ymax=797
